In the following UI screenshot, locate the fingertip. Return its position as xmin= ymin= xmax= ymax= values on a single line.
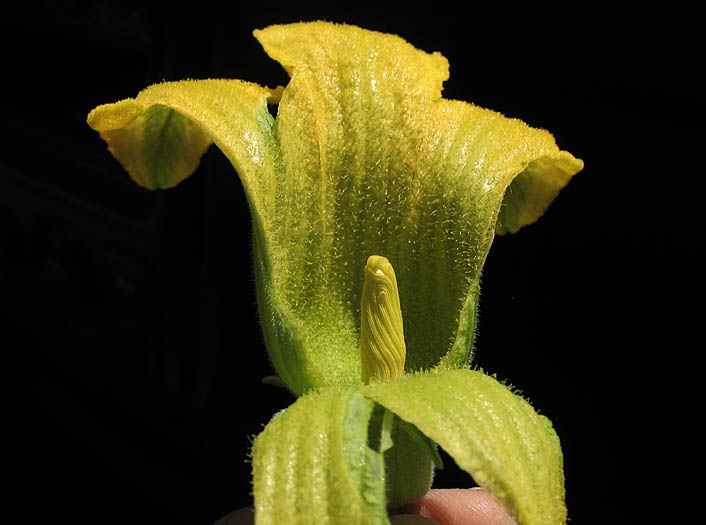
xmin=406 ymin=488 xmax=517 ymax=525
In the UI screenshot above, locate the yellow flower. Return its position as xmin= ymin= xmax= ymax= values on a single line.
xmin=87 ymin=22 xmax=582 ymax=524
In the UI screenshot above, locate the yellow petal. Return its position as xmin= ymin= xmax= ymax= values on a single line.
xmin=248 ymin=22 xmax=583 ymax=389
xmin=87 ymin=79 xmax=276 ymax=193
xmin=87 ymin=23 xmax=583 ymax=395
xmin=497 ymin=151 xmax=584 ymax=234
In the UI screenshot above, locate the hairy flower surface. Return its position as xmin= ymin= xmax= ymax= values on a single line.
xmin=87 ymin=22 xmax=583 ymax=524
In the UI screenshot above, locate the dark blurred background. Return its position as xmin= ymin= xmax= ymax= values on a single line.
xmin=3 ymin=2 xmax=696 ymax=523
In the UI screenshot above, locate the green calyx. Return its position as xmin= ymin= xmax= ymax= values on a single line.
xmin=252 ymin=369 xmax=566 ymax=524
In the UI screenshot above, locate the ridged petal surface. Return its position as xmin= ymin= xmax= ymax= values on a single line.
xmin=87 ymin=22 xmax=583 ymax=395
xmin=253 ymin=23 xmax=582 ymax=391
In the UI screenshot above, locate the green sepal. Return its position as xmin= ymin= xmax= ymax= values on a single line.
xmin=344 ymin=392 xmax=390 ymax=524
xmin=396 ymin=418 xmax=444 ymax=470
xmin=382 ymin=414 xmax=435 ymax=510
xmin=379 ymin=406 xmax=395 ymax=454
xmin=366 ymin=404 xmax=435 ymax=510
xmin=252 ymin=388 xmax=390 ymax=525
xmin=362 ymin=368 xmax=566 ymax=525
xmin=252 ymin=369 xmax=565 ymax=524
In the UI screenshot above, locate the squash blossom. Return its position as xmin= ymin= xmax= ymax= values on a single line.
xmin=87 ymin=22 xmax=583 ymax=524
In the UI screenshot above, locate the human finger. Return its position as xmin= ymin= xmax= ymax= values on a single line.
xmin=405 ymin=488 xmax=516 ymax=525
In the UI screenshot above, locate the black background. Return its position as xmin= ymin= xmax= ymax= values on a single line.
xmin=3 ymin=3 xmax=696 ymax=523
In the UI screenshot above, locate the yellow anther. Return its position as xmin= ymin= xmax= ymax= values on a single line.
xmin=360 ymin=255 xmax=406 ymax=384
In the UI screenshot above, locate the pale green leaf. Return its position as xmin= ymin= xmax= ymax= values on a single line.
xmin=252 ymin=388 xmax=389 ymax=525
xmin=362 ymin=369 xmax=566 ymax=525
xmin=343 ymin=392 xmax=390 ymax=524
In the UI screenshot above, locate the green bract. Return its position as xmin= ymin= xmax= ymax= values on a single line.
xmin=87 ymin=21 xmax=582 ymax=524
